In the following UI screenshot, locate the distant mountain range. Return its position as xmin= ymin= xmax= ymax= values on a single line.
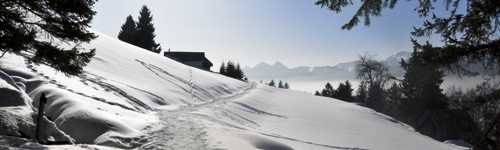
xmin=244 ymin=51 xmax=411 ymax=81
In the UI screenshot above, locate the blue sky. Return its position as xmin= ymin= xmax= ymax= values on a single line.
xmin=91 ymin=0 xmax=441 ymax=68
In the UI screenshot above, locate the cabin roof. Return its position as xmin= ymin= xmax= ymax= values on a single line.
xmin=164 ymin=51 xmax=213 ymax=66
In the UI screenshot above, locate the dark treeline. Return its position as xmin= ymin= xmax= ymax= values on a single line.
xmin=219 ymin=61 xmax=247 ymax=81
xmin=315 ymin=80 xmax=353 ymax=102
xmin=267 ymin=80 xmax=290 ymax=89
xmin=118 ymin=6 xmax=161 ymax=53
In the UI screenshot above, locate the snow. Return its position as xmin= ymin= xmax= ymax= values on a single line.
xmin=0 ymin=31 xmax=462 ymax=149
xmin=0 ymin=31 xmax=246 ymax=148
xmin=193 ymin=85 xmax=455 ymax=150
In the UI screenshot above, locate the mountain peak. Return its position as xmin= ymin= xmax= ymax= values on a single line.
xmin=255 ymin=62 xmax=272 ymax=68
xmin=272 ymin=61 xmax=288 ymax=69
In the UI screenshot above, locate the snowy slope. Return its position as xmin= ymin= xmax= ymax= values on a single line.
xmin=194 ymin=85 xmax=455 ymax=150
xmin=0 ymin=32 xmax=247 ymax=148
xmin=0 ymin=32 xmax=458 ymax=149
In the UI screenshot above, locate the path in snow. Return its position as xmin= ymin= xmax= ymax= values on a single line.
xmin=138 ymin=82 xmax=371 ymax=150
xmin=140 ymin=83 xmax=256 ymax=150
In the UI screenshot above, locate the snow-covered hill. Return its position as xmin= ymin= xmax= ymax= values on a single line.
xmin=0 ymin=32 xmax=459 ymax=149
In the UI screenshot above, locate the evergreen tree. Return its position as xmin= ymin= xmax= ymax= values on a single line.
xmin=219 ymin=61 xmax=246 ymax=81
xmin=219 ymin=62 xmax=226 ymax=75
xmin=284 ymin=82 xmax=290 ymax=89
xmin=334 ymin=80 xmax=354 ymax=102
xmin=314 ymin=91 xmax=321 ymax=96
xmin=118 ymin=15 xmax=138 ymax=45
xmin=366 ymin=83 xmax=385 ymax=112
xmin=226 ymin=61 xmax=236 ymax=78
xmin=387 ymin=83 xmax=403 ymax=102
xmin=320 ymin=82 xmax=335 ymax=98
xmin=235 ymin=63 xmax=244 ymax=80
xmin=356 ymin=81 xmax=368 ymax=103
xmin=386 ymin=82 xmax=403 ymax=116
xmin=268 ymin=80 xmax=275 ymax=87
xmin=401 ymin=45 xmax=448 ymax=122
xmin=0 ymin=0 xmax=98 ymax=75
xmin=278 ymin=80 xmax=284 ymax=88
xmin=135 ymin=6 xmax=161 ymax=53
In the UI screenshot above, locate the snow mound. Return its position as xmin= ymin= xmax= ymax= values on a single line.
xmin=0 ymin=69 xmax=75 ymax=147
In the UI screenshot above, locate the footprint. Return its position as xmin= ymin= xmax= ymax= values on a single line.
xmin=49 ymin=80 xmax=57 ymax=84
xmin=56 ymin=84 xmax=67 ymax=89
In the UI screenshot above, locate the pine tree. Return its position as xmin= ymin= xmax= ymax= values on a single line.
xmin=135 ymin=6 xmax=161 ymax=53
xmin=334 ymin=80 xmax=354 ymax=102
xmin=268 ymin=80 xmax=275 ymax=87
xmin=401 ymin=45 xmax=448 ymax=121
xmin=118 ymin=15 xmax=138 ymax=45
xmin=321 ymin=82 xmax=335 ymax=98
xmin=219 ymin=62 xmax=226 ymax=75
xmin=235 ymin=63 xmax=244 ymax=80
xmin=314 ymin=91 xmax=321 ymax=96
xmin=284 ymin=82 xmax=290 ymax=89
xmin=387 ymin=83 xmax=403 ymax=102
xmin=226 ymin=61 xmax=236 ymax=78
xmin=278 ymin=80 xmax=284 ymax=88
xmin=219 ymin=61 xmax=246 ymax=81
xmin=356 ymin=81 xmax=368 ymax=103
xmin=386 ymin=82 xmax=403 ymax=116
xmin=0 ymin=0 xmax=97 ymax=75
xmin=366 ymin=83 xmax=385 ymax=112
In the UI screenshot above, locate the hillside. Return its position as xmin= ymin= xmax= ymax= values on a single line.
xmin=0 ymin=32 xmax=459 ymax=149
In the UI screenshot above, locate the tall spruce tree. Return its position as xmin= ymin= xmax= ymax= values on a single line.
xmin=284 ymin=82 xmax=290 ymax=89
xmin=219 ymin=62 xmax=226 ymax=75
xmin=0 ymin=0 xmax=97 ymax=75
xmin=135 ymin=6 xmax=161 ymax=53
xmin=118 ymin=15 xmax=138 ymax=45
xmin=268 ymin=80 xmax=276 ymax=87
xmin=226 ymin=61 xmax=236 ymax=78
xmin=400 ymin=44 xmax=449 ymax=125
xmin=334 ymin=80 xmax=354 ymax=102
xmin=321 ymin=82 xmax=335 ymax=98
xmin=278 ymin=81 xmax=284 ymax=88
xmin=219 ymin=61 xmax=246 ymax=81
xmin=235 ymin=63 xmax=244 ymax=80
xmin=386 ymin=82 xmax=403 ymax=116
xmin=356 ymin=81 xmax=368 ymax=103
xmin=367 ymin=83 xmax=386 ymax=112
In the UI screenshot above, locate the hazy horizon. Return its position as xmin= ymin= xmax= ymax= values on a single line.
xmin=91 ymin=0 xmax=442 ymax=69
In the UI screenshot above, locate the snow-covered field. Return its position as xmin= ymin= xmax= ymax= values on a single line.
xmin=0 ymin=32 xmax=461 ymax=149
